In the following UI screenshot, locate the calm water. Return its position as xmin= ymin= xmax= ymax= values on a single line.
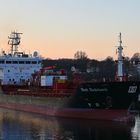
xmin=0 ymin=109 xmax=139 ymax=140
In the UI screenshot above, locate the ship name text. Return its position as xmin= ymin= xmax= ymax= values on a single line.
xmin=80 ymin=88 xmax=108 ymax=92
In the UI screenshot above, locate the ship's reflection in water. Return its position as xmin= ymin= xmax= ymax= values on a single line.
xmin=0 ymin=109 xmax=138 ymax=140
xmin=131 ymin=116 xmax=140 ymax=140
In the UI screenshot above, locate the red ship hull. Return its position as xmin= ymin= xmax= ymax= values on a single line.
xmin=0 ymin=102 xmax=134 ymax=122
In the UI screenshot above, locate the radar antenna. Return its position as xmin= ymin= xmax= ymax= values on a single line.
xmin=8 ymin=31 xmax=23 ymax=55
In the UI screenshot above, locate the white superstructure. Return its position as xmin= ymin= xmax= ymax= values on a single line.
xmin=0 ymin=32 xmax=42 ymax=85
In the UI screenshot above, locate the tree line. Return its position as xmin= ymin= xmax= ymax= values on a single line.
xmin=43 ymin=51 xmax=140 ymax=81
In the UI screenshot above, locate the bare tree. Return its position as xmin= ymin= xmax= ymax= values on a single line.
xmin=131 ymin=53 xmax=140 ymax=61
xmin=74 ymin=51 xmax=88 ymax=60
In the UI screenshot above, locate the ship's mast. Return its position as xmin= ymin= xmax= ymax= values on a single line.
xmin=117 ymin=32 xmax=124 ymax=81
xmin=8 ymin=31 xmax=23 ymax=56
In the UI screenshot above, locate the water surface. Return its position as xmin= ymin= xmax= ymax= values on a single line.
xmin=0 ymin=109 xmax=139 ymax=140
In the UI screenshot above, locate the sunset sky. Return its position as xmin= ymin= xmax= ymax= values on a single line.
xmin=0 ymin=0 xmax=140 ymax=60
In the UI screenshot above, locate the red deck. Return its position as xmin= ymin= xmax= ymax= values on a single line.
xmin=1 ymin=85 xmax=75 ymax=97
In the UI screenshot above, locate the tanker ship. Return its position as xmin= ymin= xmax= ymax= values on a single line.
xmin=0 ymin=31 xmax=139 ymax=122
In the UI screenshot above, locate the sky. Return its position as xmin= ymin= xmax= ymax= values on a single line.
xmin=0 ymin=0 xmax=140 ymax=60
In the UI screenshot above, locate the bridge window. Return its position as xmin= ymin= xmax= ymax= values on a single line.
xmin=38 ymin=61 xmax=41 ymax=64
xmin=0 ymin=61 xmax=4 ymax=64
xmin=32 ymin=61 xmax=37 ymax=64
xmin=6 ymin=61 xmax=12 ymax=64
xmin=19 ymin=61 xmax=25 ymax=64
xmin=26 ymin=61 xmax=31 ymax=64
xmin=13 ymin=61 xmax=18 ymax=64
